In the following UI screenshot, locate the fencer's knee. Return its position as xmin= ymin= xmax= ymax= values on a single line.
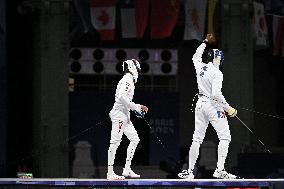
xmin=221 ymin=129 xmax=231 ymax=141
xmin=108 ymin=140 xmax=121 ymax=152
xmin=192 ymin=134 xmax=204 ymax=144
xmin=219 ymin=134 xmax=231 ymax=142
xmin=216 ymin=126 xmax=231 ymax=142
xmin=130 ymin=136 xmax=140 ymax=144
xmin=192 ymin=139 xmax=203 ymax=145
xmin=110 ymin=138 xmax=122 ymax=144
xmin=192 ymin=130 xmax=206 ymax=144
xmin=133 ymin=137 xmax=140 ymax=144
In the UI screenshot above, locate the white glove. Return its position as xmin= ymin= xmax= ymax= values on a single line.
xmin=227 ymin=107 xmax=237 ymax=117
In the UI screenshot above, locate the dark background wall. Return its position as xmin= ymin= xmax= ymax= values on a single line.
xmin=0 ymin=0 xmax=7 ymax=177
xmin=5 ymin=0 xmax=34 ymax=177
xmin=253 ymin=50 xmax=284 ymax=146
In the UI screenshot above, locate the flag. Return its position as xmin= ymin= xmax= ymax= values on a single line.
xmin=272 ymin=15 xmax=284 ymax=56
xmin=207 ymin=0 xmax=218 ymax=34
xmin=120 ymin=0 xmax=149 ymax=38
xmin=150 ymin=0 xmax=180 ymax=39
xmin=90 ymin=0 xmax=116 ymax=40
xmin=184 ymin=0 xmax=207 ymax=41
xmin=253 ymin=2 xmax=268 ymax=46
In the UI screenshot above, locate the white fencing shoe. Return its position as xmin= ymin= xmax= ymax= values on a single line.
xmin=178 ymin=169 xmax=194 ymax=179
xmin=122 ymin=168 xmax=140 ymax=178
xmin=107 ymin=172 xmax=125 ymax=180
xmin=213 ymin=169 xmax=238 ymax=179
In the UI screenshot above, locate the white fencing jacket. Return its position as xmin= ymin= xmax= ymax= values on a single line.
xmin=192 ymin=42 xmax=231 ymax=112
xmin=112 ymin=73 xmax=141 ymax=114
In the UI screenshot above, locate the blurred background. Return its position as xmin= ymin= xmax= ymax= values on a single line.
xmin=0 ymin=0 xmax=284 ymax=179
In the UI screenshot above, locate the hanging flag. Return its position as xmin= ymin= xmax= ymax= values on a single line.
xmin=207 ymin=0 xmax=218 ymax=34
xmin=90 ymin=0 xmax=116 ymax=40
xmin=253 ymin=2 xmax=268 ymax=46
xmin=150 ymin=0 xmax=180 ymax=39
xmin=120 ymin=0 xmax=149 ymax=38
xmin=272 ymin=15 xmax=284 ymax=56
xmin=135 ymin=0 xmax=149 ymax=38
xmin=183 ymin=0 xmax=207 ymax=41
xmin=120 ymin=0 xmax=136 ymax=38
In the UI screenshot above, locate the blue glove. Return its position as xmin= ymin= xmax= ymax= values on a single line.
xmin=133 ymin=110 xmax=145 ymax=118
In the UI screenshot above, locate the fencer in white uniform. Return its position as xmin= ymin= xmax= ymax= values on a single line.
xmin=107 ymin=59 xmax=148 ymax=180
xmin=178 ymin=34 xmax=238 ymax=179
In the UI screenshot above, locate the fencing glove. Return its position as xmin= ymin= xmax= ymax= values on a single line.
xmin=133 ymin=110 xmax=145 ymax=119
xmin=227 ymin=107 xmax=237 ymax=117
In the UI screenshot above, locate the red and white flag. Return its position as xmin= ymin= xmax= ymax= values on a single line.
xmin=272 ymin=15 xmax=284 ymax=56
xmin=90 ymin=0 xmax=116 ymax=40
xmin=120 ymin=0 xmax=149 ymax=38
xmin=184 ymin=0 xmax=207 ymax=41
xmin=253 ymin=2 xmax=268 ymax=46
xmin=150 ymin=0 xmax=180 ymax=39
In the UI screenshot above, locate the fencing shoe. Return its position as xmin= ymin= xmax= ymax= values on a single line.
xmin=122 ymin=168 xmax=140 ymax=178
xmin=213 ymin=169 xmax=238 ymax=179
xmin=178 ymin=169 xmax=194 ymax=179
xmin=107 ymin=172 xmax=125 ymax=180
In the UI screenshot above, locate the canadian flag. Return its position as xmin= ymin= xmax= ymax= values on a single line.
xmin=90 ymin=0 xmax=116 ymax=40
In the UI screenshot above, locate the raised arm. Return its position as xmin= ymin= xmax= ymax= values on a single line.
xmin=192 ymin=42 xmax=207 ymax=65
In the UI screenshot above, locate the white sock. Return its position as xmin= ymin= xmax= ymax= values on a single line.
xmin=125 ymin=141 xmax=138 ymax=170
xmin=188 ymin=141 xmax=201 ymax=171
xmin=217 ymin=140 xmax=230 ymax=170
xmin=107 ymin=165 xmax=113 ymax=174
xmin=108 ymin=142 xmax=120 ymax=173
